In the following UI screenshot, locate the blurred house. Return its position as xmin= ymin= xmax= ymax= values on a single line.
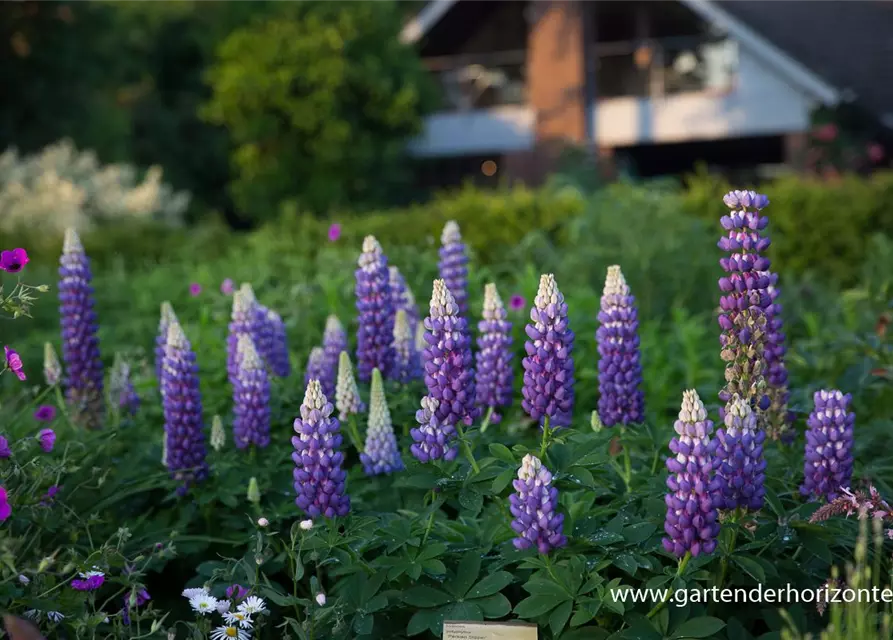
xmin=402 ymin=0 xmax=893 ymax=187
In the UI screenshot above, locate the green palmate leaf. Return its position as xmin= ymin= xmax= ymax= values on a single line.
xmin=764 ymin=485 xmax=786 ymax=518
xmin=560 ymin=629 xmax=610 ymax=640
xmin=488 ymin=443 xmax=516 ymax=464
xmin=353 ymin=613 xmax=374 ymax=635
xmin=523 ymin=578 xmax=571 ymax=599
xmin=407 ymin=609 xmax=441 ymax=637
xmin=491 ymin=468 xmax=515 ymax=494
xmin=445 ymin=601 xmax=484 ymax=622
xmin=612 ymin=553 xmax=638 ymax=576
xmin=450 ymin=552 xmax=483 ymax=598
xmin=475 ymin=593 xmax=512 ymax=618
xmin=550 ymin=600 xmax=574 ymax=637
xmin=467 ymin=571 xmax=514 ymax=599
xmin=622 ymin=522 xmax=657 ymax=545
xmin=458 ymin=489 xmax=484 ymax=517
xmin=670 ymin=616 xmax=726 ymax=639
xmin=421 ymin=558 xmax=447 ymax=575
xmin=402 ymin=585 xmax=453 ymax=608
xmin=514 ymin=594 xmax=563 ymax=618
xmin=365 ymin=593 xmax=387 ymax=613
xmin=416 ymin=542 xmax=447 ymax=562
xmin=732 ymin=556 xmax=766 ymax=583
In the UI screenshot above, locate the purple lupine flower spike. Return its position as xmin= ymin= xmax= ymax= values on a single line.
xmin=227 ymin=286 xmax=262 ymax=386
xmin=304 ymin=347 xmax=327 ymax=394
xmin=392 ymin=310 xmax=420 ymax=383
xmin=155 ymin=302 xmax=176 ymax=387
xmin=800 ymin=390 xmax=855 ymax=502
xmin=291 ymin=379 xmax=350 ymax=518
xmin=718 ymin=191 xmax=772 ymax=421
xmin=438 ymin=221 xmax=469 ymax=315
xmin=161 ymin=320 xmax=209 ymax=495
xmin=266 ymin=308 xmax=291 ymax=377
xmin=321 ymin=315 xmax=348 ymax=393
xmin=475 ymin=283 xmax=513 ymax=423
xmin=233 ymin=334 xmax=271 ymax=449
xmin=360 ymin=368 xmax=404 ymax=475
xmin=521 ymin=274 xmax=575 ymax=428
xmin=44 ymin=342 xmax=63 ymax=387
xmin=421 ymin=279 xmax=478 ymax=427
xmin=509 ymin=454 xmax=567 ymax=555
xmin=355 ymin=236 xmax=395 ymax=382
xmin=597 ymin=266 xmax=644 ymax=427
xmin=662 ymin=390 xmax=720 ymax=558
xmin=389 ymin=266 xmax=420 ymax=339
xmin=110 ymin=355 xmax=140 ymax=417
xmin=335 ymin=351 xmax=365 ymax=420
xmin=410 ymin=395 xmax=458 ymax=463
xmin=713 ymin=394 xmax=766 ymax=511
xmin=59 ymin=229 xmax=105 ymax=429
xmin=762 ymin=271 xmax=792 ymax=441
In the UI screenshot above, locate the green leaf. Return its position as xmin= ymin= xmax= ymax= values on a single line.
xmin=445 ymin=601 xmax=484 ymax=622
xmin=523 ymin=578 xmax=570 ymax=599
xmin=488 ymin=443 xmax=516 ymax=464
xmin=612 ymin=553 xmax=638 ymax=576
xmin=467 ymin=571 xmax=514 ymax=599
xmin=353 ymin=613 xmax=373 ymax=635
xmin=549 ymin=600 xmax=574 ymax=637
xmin=491 ymin=468 xmax=515 ymax=494
xmin=421 ymin=559 xmax=447 ymax=575
xmin=458 ymin=489 xmax=484 ymax=517
xmin=450 ymin=552 xmax=482 ymax=598
xmin=407 ymin=610 xmax=439 ymax=637
xmin=402 ymin=585 xmax=453 ymax=608
xmin=365 ymin=593 xmax=387 ymax=613
xmin=670 ymin=616 xmax=726 ymax=639
xmin=732 ymin=556 xmax=766 ymax=583
xmin=622 ymin=522 xmax=657 ymax=545
xmin=476 ymin=593 xmax=512 ymax=618
xmin=514 ymin=594 xmax=562 ymax=618
xmin=416 ymin=543 xmax=447 ymax=562
xmin=799 ymin=532 xmax=833 ymax=563
xmin=764 ymin=486 xmax=785 ymax=518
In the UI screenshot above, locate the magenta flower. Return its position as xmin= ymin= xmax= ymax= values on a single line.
xmin=0 ymin=436 xmax=10 ymax=459
xmin=509 ymin=294 xmax=525 ymax=311
xmin=0 ymin=486 xmax=10 ymax=521
xmin=189 ymin=283 xmax=202 ymax=297
xmin=328 ymin=223 xmax=342 ymax=242
xmin=37 ymin=428 xmax=56 ymax=453
xmin=226 ymin=584 xmax=248 ymax=600
xmin=40 ymin=485 xmax=59 ymax=506
xmin=4 ymin=346 xmax=25 ymax=381
xmin=34 ymin=405 xmax=56 ymax=422
xmin=220 ymin=278 xmax=235 ymax=295
xmin=71 ymin=570 xmax=105 ymax=591
xmin=0 ymin=248 xmax=29 ymax=273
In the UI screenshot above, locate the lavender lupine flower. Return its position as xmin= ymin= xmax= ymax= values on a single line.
xmin=391 ymin=310 xmax=420 ymax=383
xmin=265 ymin=308 xmax=291 ymax=377
xmin=360 ymin=368 xmax=404 ymax=475
xmin=421 ymin=279 xmax=478 ymax=427
xmin=110 ymin=356 xmax=140 ymax=417
xmin=320 ymin=315 xmax=348 ymax=395
xmin=291 ymin=379 xmax=350 ymax=518
xmin=509 ymin=454 xmax=567 ymax=554
xmin=801 ymin=390 xmax=855 ymax=502
xmin=355 ymin=236 xmax=395 ymax=382
xmin=43 ymin=342 xmax=62 ymax=386
xmin=304 ymin=347 xmax=327 ymax=391
xmin=714 ymin=394 xmax=766 ymax=511
xmin=0 ymin=436 xmax=10 ymax=459
xmin=597 ymin=266 xmax=644 ymax=427
xmin=438 ymin=221 xmax=469 ymax=315
xmin=762 ymin=271 xmax=792 ymax=441
xmin=227 ymin=287 xmax=261 ymax=386
xmin=233 ymin=335 xmax=271 ymax=450
xmin=161 ymin=320 xmax=209 ymax=495
xmin=410 ymin=395 xmax=458 ymax=463
xmin=475 ymin=283 xmax=513 ymax=423
xmin=389 ymin=266 xmax=420 ymax=338
xmin=662 ymin=390 xmax=720 ymax=558
xmin=335 ymin=351 xmax=365 ymax=420
xmin=521 ymin=274 xmax=575 ymax=428
xmin=155 ymin=302 xmax=176 ymax=387
xmin=59 ymin=229 xmax=104 ymax=429
xmin=718 ymin=191 xmax=772 ymax=420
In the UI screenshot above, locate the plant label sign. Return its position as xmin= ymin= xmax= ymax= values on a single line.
xmin=443 ymin=621 xmax=538 ymax=640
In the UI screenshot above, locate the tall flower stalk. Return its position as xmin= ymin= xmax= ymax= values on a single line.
xmin=304 ymin=347 xmax=328 ymax=395
xmin=110 ymin=354 xmax=140 ymax=418
xmin=360 ymin=368 xmax=404 ymax=475
xmin=321 ymin=315 xmax=348 ymax=394
xmin=389 ymin=266 xmax=420 ymax=338
xmin=663 ymin=390 xmax=719 ymax=558
xmin=155 ymin=302 xmax=176 ymax=389
xmin=391 ymin=310 xmax=420 ymax=383
xmin=335 ymin=351 xmax=365 ymax=421
xmin=521 ymin=274 xmax=575 ymax=429
xmin=233 ymin=334 xmax=271 ymax=450
xmin=292 ymin=379 xmax=350 ymax=519
xmin=227 ymin=286 xmax=262 ymax=386
xmin=763 ymin=271 xmax=792 ymax=441
xmin=438 ymin=221 xmax=469 ymax=316
xmin=801 ymin=390 xmax=855 ymax=502
xmin=355 ymin=236 xmax=394 ymax=382
xmin=59 ymin=229 xmax=104 ymax=429
xmin=509 ymin=454 xmax=567 ymax=554
xmin=714 ymin=394 xmax=766 ymax=512
xmin=475 ymin=283 xmax=513 ymax=424
xmin=161 ymin=320 xmax=209 ymax=495
xmin=265 ymin=308 xmax=291 ymax=378
xmin=596 ymin=266 xmax=644 ymax=427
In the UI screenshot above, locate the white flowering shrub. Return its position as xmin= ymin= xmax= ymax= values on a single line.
xmin=0 ymin=139 xmax=190 ymax=233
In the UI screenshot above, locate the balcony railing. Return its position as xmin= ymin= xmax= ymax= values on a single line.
xmin=423 ymin=51 xmax=527 ymax=112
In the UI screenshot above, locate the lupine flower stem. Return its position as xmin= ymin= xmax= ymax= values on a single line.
xmin=479 ymin=406 xmax=495 ymax=434
xmin=646 ymin=552 xmax=691 ymax=620
xmin=716 ymin=507 xmax=742 ymax=591
xmin=457 ymin=424 xmax=480 ymax=476
xmin=346 ymin=414 xmax=363 ymax=453
xmin=538 ymin=416 xmax=552 ymax=459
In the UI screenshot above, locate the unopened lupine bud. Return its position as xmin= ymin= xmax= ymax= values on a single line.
xmin=335 ymin=351 xmax=365 ymax=420
xmin=509 ymin=454 xmax=567 ymax=554
xmin=391 ymin=310 xmax=420 ymax=383
xmin=355 ymin=236 xmax=395 ymax=381
xmin=43 ymin=342 xmax=62 ymax=387
xmin=521 ymin=274 xmax=575 ymax=428
xmin=596 ymin=266 xmax=644 ymax=427
xmin=247 ymin=477 xmax=261 ymax=504
xmin=475 ymin=283 xmax=513 ymax=422
xmin=801 ymin=390 xmax=855 ymax=502
xmin=59 ymin=229 xmax=105 ymax=428
xmin=438 ymin=221 xmax=470 ymax=315
xmin=155 ymin=302 xmax=176 ymax=387
xmin=233 ymin=335 xmax=271 ymax=449
xmin=110 ymin=355 xmax=140 ymax=417
xmin=662 ymin=390 xmax=720 ymax=558
xmin=320 ymin=315 xmax=347 ymax=396
xmin=360 ymin=369 xmax=404 ymax=475
xmin=714 ymin=394 xmax=766 ymax=511
xmin=304 ymin=347 xmax=327 ymax=390
xmin=389 ymin=266 xmax=420 ymax=341
xmin=590 ymin=411 xmax=603 ymax=432
xmin=210 ymin=415 xmax=225 ymax=451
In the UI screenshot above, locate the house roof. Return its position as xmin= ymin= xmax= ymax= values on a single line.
xmin=719 ymin=1 xmax=893 ymax=125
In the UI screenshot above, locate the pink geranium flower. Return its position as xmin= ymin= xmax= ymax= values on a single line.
xmin=34 ymin=405 xmax=56 ymax=422
xmin=4 ymin=346 xmax=25 ymax=381
xmin=0 ymin=486 xmax=11 ymax=521
xmin=509 ymin=294 xmax=526 ymax=311
xmin=37 ymin=428 xmax=56 ymax=453
xmin=328 ymin=223 xmax=341 ymax=242
xmin=0 ymin=248 xmax=29 ymax=273
xmin=189 ymin=283 xmax=202 ymax=297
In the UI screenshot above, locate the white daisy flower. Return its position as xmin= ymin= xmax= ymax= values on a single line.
xmin=217 ymin=599 xmax=232 ymax=614
xmin=182 ymin=586 xmax=209 ymax=599
xmin=47 ymin=611 xmax=65 ymax=622
xmin=210 ymin=625 xmax=250 ymax=640
xmin=236 ymin=595 xmax=267 ymax=615
xmin=223 ymin=611 xmax=253 ymax=629
xmin=189 ymin=593 xmax=220 ymax=615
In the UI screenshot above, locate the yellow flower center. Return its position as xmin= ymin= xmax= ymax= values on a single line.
xmin=225 ymin=628 xmax=238 ymax=638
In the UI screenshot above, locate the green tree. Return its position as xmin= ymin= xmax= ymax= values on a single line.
xmin=202 ymin=1 xmax=438 ymax=222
